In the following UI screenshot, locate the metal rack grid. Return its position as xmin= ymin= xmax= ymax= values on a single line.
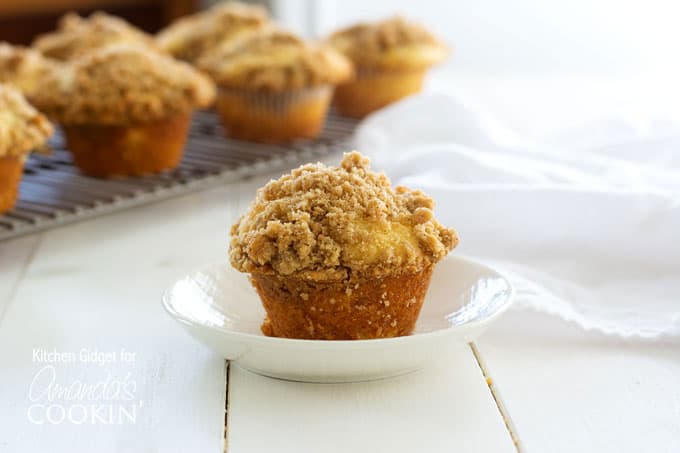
xmin=0 ymin=110 xmax=358 ymax=241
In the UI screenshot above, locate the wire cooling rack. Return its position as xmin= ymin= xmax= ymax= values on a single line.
xmin=0 ymin=110 xmax=357 ymax=241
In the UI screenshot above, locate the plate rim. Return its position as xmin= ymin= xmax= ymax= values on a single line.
xmin=161 ymin=254 xmax=514 ymax=349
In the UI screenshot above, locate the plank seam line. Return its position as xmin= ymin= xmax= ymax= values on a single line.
xmin=223 ymin=361 xmax=231 ymax=453
xmin=0 ymin=233 xmax=43 ymax=324
xmin=469 ymin=342 xmax=524 ymax=453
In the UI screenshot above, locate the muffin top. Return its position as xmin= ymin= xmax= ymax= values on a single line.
xmin=0 ymin=43 xmax=60 ymax=99
xmin=32 ymin=11 xmax=155 ymax=61
xmin=327 ymin=16 xmax=448 ymax=71
xmin=0 ymin=84 xmax=53 ymax=157
xmin=230 ymin=151 xmax=457 ymax=282
xmin=198 ymin=28 xmax=353 ymax=91
xmin=156 ymin=1 xmax=269 ymax=63
xmin=31 ymin=44 xmax=215 ymax=125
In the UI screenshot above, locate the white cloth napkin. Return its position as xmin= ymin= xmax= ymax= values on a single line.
xmin=353 ymin=93 xmax=680 ymax=338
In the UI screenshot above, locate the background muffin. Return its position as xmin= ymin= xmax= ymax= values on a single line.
xmin=0 ymin=84 xmax=53 ymax=214
xmin=0 ymin=43 xmax=60 ymax=102
xmin=198 ymin=28 xmax=352 ymax=143
xmin=230 ymin=151 xmax=458 ymax=340
xmin=32 ymin=11 xmax=156 ymax=61
xmin=32 ymin=44 xmax=215 ymax=178
xmin=156 ymin=1 xmax=269 ymax=63
xmin=327 ymin=16 xmax=449 ymax=118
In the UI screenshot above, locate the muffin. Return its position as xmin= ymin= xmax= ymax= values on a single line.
xmin=0 ymin=43 xmax=60 ymax=102
xmin=327 ymin=17 xmax=449 ymax=118
xmin=230 ymin=151 xmax=458 ymax=340
xmin=0 ymin=84 xmax=53 ymax=214
xmin=32 ymin=11 xmax=156 ymax=61
xmin=32 ymin=44 xmax=215 ymax=178
xmin=198 ymin=29 xmax=352 ymax=143
xmin=156 ymin=1 xmax=269 ymax=63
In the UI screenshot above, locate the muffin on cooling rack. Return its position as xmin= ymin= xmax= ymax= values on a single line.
xmin=230 ymin=151 xmax=458 ymax=340
xmin=31 ymin=44 xmax=214 ymax=178
xmin=32 ymin=11 xmax=156 ymax=61
xmin=156 ymin=1 xmax=269 ymax=63
xmin=0 ymin=43 xmax=60 ymax=102
xmin=198 ymin=28 xmax=352 ymax=143
xmin=327 ymin=16 xmax=449 ymax=118
xmin=0 ymin=84 xmax=53 ymax=214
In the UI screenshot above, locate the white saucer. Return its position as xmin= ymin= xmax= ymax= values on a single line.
xmin=162 ymin=255 xmax=513 ymax=383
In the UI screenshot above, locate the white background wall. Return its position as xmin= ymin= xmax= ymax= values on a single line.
xmin=273 ymin=0 xmax=680 ymax=77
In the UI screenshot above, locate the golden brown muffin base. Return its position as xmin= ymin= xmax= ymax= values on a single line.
xmin=333 ymin=69 xmax=425 ymax=118
xmin=63 ymin=114 xmax=191 ymax=178
xmin=215 ymin=87 xmax=331 ymax=144
xmin=0 ymin=156 xmax=24 ymax=214
xmin=251 ymin=266 xmax=433 ymax=340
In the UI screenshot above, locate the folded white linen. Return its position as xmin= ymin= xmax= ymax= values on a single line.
xmin=354 ymin=93 xmax=680 ymax=338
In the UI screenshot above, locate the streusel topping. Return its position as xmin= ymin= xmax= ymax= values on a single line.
xmin=32 ymin=12 xmax=155 ymax=61
xmin=198 ymin=28 xmax=353 ymax=91
xmin=327 ymin=16 xmax=448 ymax=70
xmin=0 ymin=84 xmax=53 ymax=157
xmin=230 ymin=151 xmax=457 ymax=281
xmin=156 ymin=1 xmax=269 ymax=63
xmin=31 ymin=44 xmax=215 ymax=125
xmin=0 ymin=43 xmax=60 ymax=99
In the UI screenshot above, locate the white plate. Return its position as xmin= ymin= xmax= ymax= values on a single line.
xmin=162 ymin=255 xmax=513 ymax=383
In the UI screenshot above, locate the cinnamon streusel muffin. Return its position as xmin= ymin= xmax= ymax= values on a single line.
xmin=230 ymin=151 xmax=458 ymax=340
xmin=32 ymin=11 xmax=156 ymax=61
xmin=198 ymin=28 xmax=352 ymax=143
xmin=156 ymin=1 xmax=269 ymax=63
xmin=32 ymin=44 xmax=215 ymax=177
xmin=0 ymin=84 xmax=53 ymax=214
xmin=327 ymin=17 xmax=449 ymax=118
xmin=0 ymin=43 xmax=60 ymax=102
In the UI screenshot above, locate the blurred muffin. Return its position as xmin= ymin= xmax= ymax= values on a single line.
xmin=32 ymin=11 xmax=156 ymax=61
xmin=230 ymin=151 xmax=458 ymax=340
xmin=156 ymin=1 xmax=269 ymax=63
xmin=0 ymin=43 xmax=60 ymax=102
xmin=0 ymin=84 xmax=53 ymax=214
xmin=198 ymin=28 xmax=352 ymax=143
xmin=32 ymin=44 xmax=214 ymax=178
xmin=327 ymin=17 xmax=448 ymax=118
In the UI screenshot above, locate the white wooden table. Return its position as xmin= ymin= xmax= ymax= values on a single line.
xmin=1 ymin=78 xmax=679 ymax=452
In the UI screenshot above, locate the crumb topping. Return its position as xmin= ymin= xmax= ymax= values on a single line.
xmin=32 ymin=11 xmax=156 ymax=61
xmin=0 ymin=43 xmax=60 ymax=99
xmin=230 ymin=151 xmax=457 ymax=281
xmin=31 ymin=44 xmax=215 ymax=125
xmin=198 ymin=28 xmax=353 ymax=91
xmin=0 ymin=84 xmax=53 ymax=157
xmin=156 ymin=1 xmax=269 ymax=63
xmin=327 ymin=16 xmax=448 ymax=71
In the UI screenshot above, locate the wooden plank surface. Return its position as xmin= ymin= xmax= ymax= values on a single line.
xmin=0 ymin=186 xmax=237 ymax=453
xmin=478 ymin=310 xmax=680 ymax=453
xmin=0 ymin=235 xmax=40 ymax=318
xmin=227 ymin=345 xmax=517 ymax=453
